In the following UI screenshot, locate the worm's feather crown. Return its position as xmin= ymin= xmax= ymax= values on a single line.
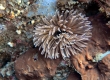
xmin=33 ymin=10 xmax=92 ymax=59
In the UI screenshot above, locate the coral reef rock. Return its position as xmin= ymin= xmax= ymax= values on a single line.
xmin=0 ymin=62 xmax=14 ymax=77
xmin=14 ymin=48 xmax=62 ymax=80
xmin=0 ymin=52 xmax=11 ymax=68
xmin=96 ymin=0 xmax=110 ymax=16
xmin=36 ymin=0 xmax=57 ymax=16
xmin=67 ymin=72 xmax=81 ymax=80
xmin=98 ymin=54 xmax=110 ymax=78
xmin=57 ymin=0 xmax=79 ymax=11
xmin=70 ymin=14 xmax=110 ymax=80
xmin=78 ymin=0 xmax=92 ymax=3
xmin=15 ymin=10 xmax=110 ymax=80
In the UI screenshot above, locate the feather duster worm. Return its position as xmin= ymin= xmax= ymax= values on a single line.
xmin=33 ymin=10 xmax=92 ymax=59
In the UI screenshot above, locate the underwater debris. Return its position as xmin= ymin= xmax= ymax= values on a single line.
xmin=93 ymin=51 xmax=110 ymax=62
